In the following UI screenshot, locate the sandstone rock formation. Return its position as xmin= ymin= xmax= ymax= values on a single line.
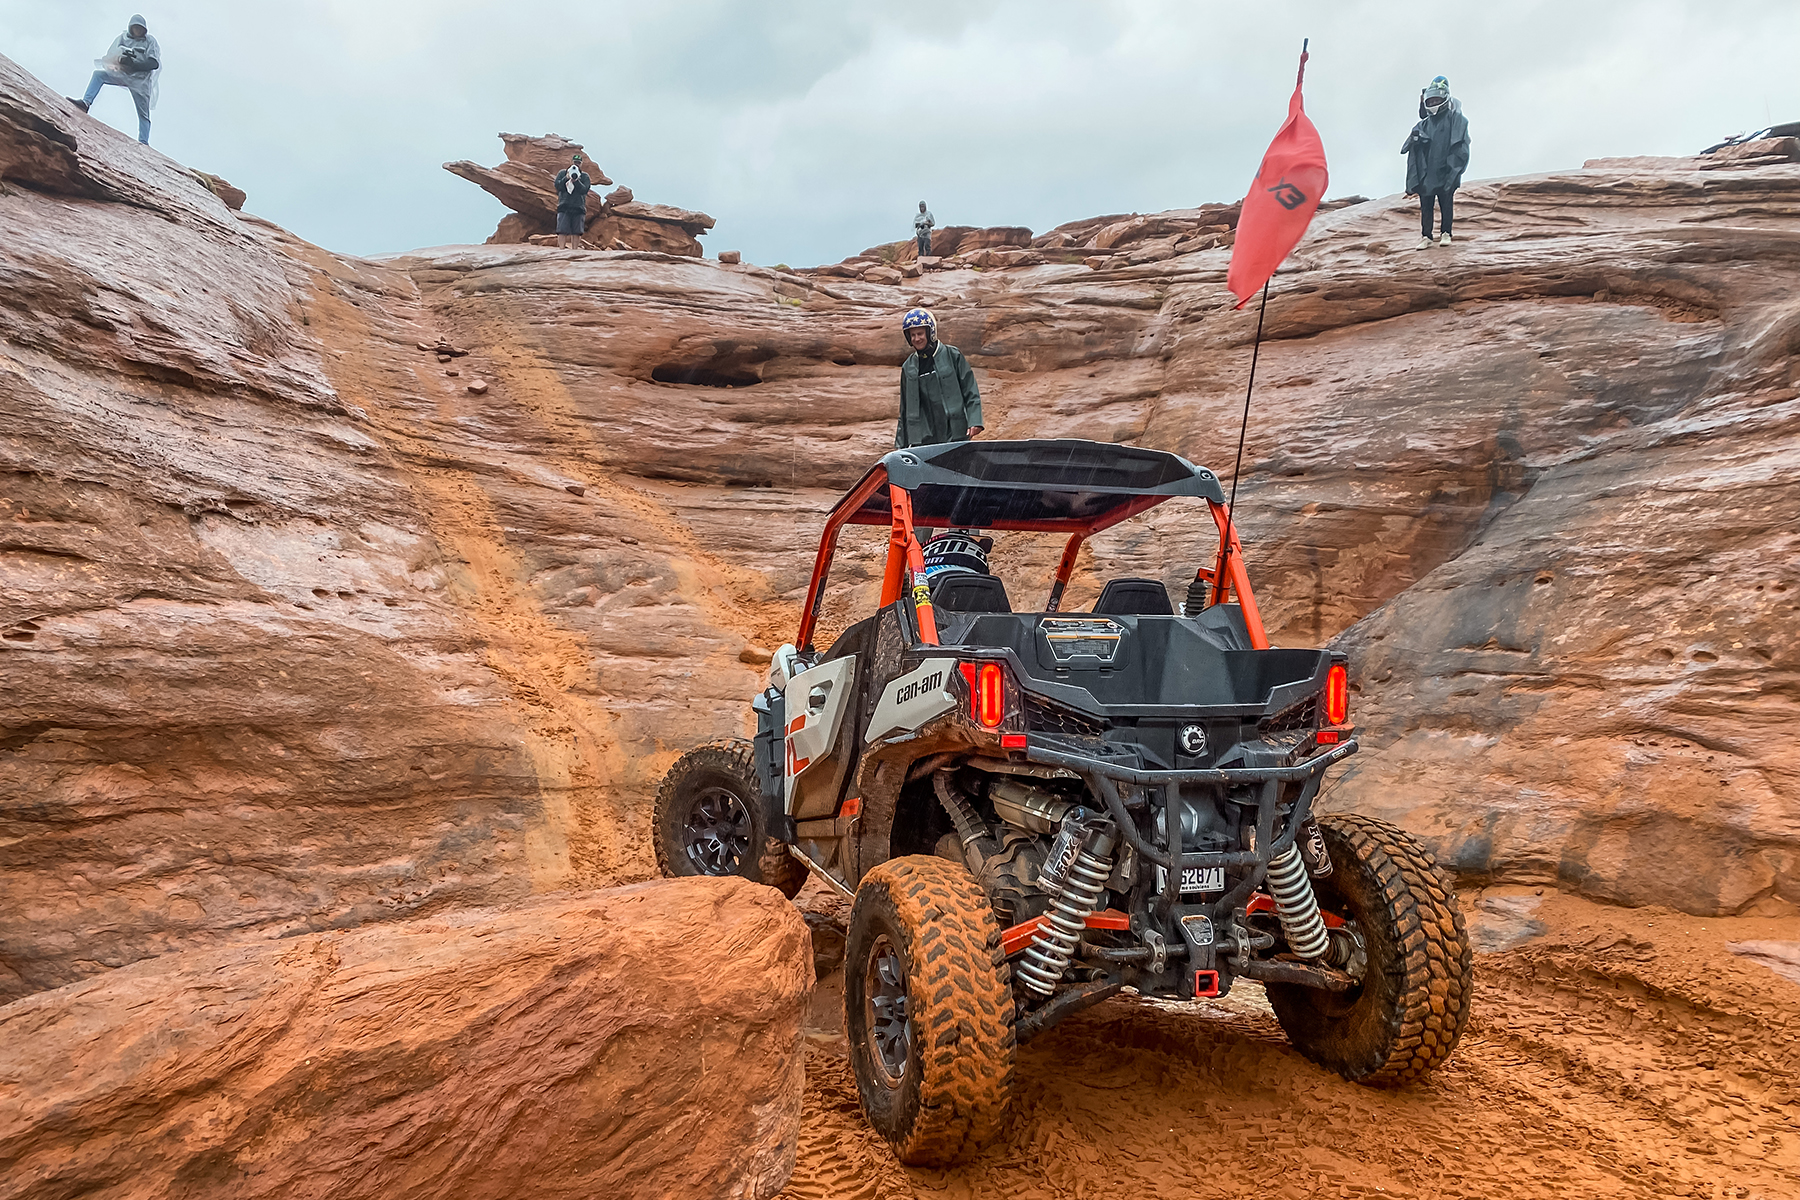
xmin=806 ymin=200 xmax=1389 ymax=283
xmin=190 ymin=169 xmax=246 ymax=210
xmin=445 ymin=132 xmax=715 ymax=255
xmin=0 ymin=876 xmax=811 ymax=1200
xmin=3 ymin=45 xmax=1797 ymax=1017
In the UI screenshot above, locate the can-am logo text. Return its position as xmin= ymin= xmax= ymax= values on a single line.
xmin=894 ymin=671 xmax=943 ymax=705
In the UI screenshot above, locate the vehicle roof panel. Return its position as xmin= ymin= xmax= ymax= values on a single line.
xmin=840 ymin=439 xmax=1225 ymax=532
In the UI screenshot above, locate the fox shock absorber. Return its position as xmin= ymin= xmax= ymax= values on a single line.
xmin=1017 ymin=809 xmax=1116 ymax=996
xmin=1264 ymin=842 xmax=1331 ymax=960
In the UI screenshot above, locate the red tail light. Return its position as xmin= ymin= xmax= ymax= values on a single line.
xmin=1324 ymin=663 xmax=1349 ymax=726
xmin=959 ymin=661 xmax=1006 ymax=729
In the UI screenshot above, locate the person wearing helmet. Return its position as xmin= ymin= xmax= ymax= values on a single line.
xmin=69 ymin=14 xmax=161 ymax=146
xmin=897 ymin=308 xmax=983 ymax=449
xmin=914 ymin=201 xmax=935 ymax=258
xmin=555 ymin=153 xmax=592 ymax=248
xmin=1402 ymin=75 xmax=1471 ymax=250
xmin=920 ymin=529 xmax=995 ymax=582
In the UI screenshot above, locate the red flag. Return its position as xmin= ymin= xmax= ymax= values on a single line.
xmin=1226 ymin=46 xmax=1328 ymax=308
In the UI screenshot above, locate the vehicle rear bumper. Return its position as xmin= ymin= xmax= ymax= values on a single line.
xmin=1021 ymin=734 xmax=1359 ymax=916
xmin=1022 ymin=736 xmax=1358 ymax=789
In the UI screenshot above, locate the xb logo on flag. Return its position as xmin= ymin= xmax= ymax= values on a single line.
xmin=1225 ymin=40 xmax=1327 ymax=308
xmin=1267 ymin=178 xmax=1308 ymax=210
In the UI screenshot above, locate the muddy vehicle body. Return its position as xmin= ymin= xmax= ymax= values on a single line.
xmin=655 ymin=439 xmax=1472 ymax=1165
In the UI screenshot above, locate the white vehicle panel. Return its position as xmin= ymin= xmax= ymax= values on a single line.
xmin=864 ymin=657 xmax=960 ymax=745
xmin=783 ymin=657 xmax=856 ymax=817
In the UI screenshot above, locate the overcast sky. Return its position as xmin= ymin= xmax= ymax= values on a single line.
xmin=5 ymin=1 xmax=1797 ymax=264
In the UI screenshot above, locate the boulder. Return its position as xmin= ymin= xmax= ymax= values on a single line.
xmin=847 ymin=224 xmax=1033 ymax=268
xmin=1125 ymin=235 xmax=1182 ymax=265
xmin=1584 ymin=155 xmax=1701 ymax=171
xmin=718 ymin=250 xmax=742 ymax=264
xmin=610 ymin=200 xmax=715 ymax=235
xmin=0 ymin=878 xmax=812 ymax=1200
xmin=1038 ymin=202 xmax=1243 ymax=251
xmin=488 ymin=211 xmax=549 ymax=244
xmin=191 ymin=170 xmax=246 ymax=211
xmin=499 ymin=132 xmax=612 ymax=183
xmin=446 ymin=133 xmax=711 ymax=255
xmin=862 ymin=266 xmax=902 ymax=285
xmin=1699 ymin=136 xmax=1800 ymax=169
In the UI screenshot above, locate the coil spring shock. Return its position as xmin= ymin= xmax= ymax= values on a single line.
xmin=1265 ymin=843 xmax=1330 ymax=960
xmin=1017 ymin=821 xmax=1115 ymax=995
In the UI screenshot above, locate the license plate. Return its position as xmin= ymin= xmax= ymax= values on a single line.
xmin=1180 ymin=866 xmax=1225 ymax=894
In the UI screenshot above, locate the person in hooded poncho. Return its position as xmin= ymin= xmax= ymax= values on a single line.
xmin=896 ymin=308 xmax=982 ymax=449
xmin=1402 ymin=76 xmax=1470 ymax=249
xmin=70 ymin=14 xmax=162 ymax=146
xmin=913 ymin=201 xmax=935 ymax=258
xmin=554 ymin=153 xmax=592 ymax=248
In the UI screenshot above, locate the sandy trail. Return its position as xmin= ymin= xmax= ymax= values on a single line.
xmin=780 ymin=888 xmax=1800 ymax=1200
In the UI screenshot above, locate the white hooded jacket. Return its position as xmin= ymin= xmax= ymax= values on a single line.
xmin=97 ymin=14 xmax=162 ymax=109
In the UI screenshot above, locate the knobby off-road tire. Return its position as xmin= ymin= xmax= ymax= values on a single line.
xmin=1265 ymin=813 xmax=1473 ymax=1086
xmin=845 ymin=855 xmax=1016 ymax=1166
xmin=652 ymin=738 xmax=807 ymax=899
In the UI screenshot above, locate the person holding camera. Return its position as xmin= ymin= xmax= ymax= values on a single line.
xmin=69 ymin=14 xmax=162 ymax=146
xmin=554 ymin=153 xmax=592 ymax=248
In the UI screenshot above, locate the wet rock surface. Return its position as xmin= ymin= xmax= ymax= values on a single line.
xmin=0 ymin=876 xmax=811 ymax=1200
xmin=2 ymin=44 xmax=1798 ymax=1015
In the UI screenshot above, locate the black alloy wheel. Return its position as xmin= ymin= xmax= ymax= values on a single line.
xmin=864 ymin=934 xmax=912 ymax=1085
xmin=651 ymin=739 xmax=809 ymax=898
xmin=682 ymin=785 xmax=752 ymax=876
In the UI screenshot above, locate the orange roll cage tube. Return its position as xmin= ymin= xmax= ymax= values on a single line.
xmin=1207 ymin=499 xmax=1269 ymax=649
xmin=794 ymin=465 xmax=1268 ymax=653
xmin=888 ymin=484 xmax=939 ymax=645
xmin=1046 ymin=533 xmax=1084 ymax=613
xmin=798 ymin=465 xmax=889 ymax=653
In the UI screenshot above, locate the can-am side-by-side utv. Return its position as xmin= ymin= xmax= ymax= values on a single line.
xmin=653 ymin=439 xmax=1472 ymax=1166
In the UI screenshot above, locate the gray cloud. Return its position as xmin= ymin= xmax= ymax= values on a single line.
xmin=5 ymin=1 xmax=1796 ymax=263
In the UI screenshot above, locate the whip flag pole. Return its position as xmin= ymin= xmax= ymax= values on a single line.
xmin=1188 ymin=37 xmax=1328 ymax=616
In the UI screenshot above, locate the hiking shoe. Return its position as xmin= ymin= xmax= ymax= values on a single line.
xmin=68 ymin=97 xmax=90 ymax=112
xmin=1439 ymin=231 xmax=1453 ymax=247
xmin=1413 ymin=236 xmax=1434 ymax=250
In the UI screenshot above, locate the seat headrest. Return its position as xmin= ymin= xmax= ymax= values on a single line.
xmin=930 ymin=572 xmax=1012 ymax=613
xmin=1094 ymin=577 xmax=1173 ymax=616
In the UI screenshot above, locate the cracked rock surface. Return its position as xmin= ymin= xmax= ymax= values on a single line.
xmin=3 ymin=48 xmax=1797 ymax=1011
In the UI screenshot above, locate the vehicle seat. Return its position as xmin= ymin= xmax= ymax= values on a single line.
xmin=1093 ymin=577 xmax=1173 ymax=616
xmin=931 ymin=573 xmax=1012 ymax=613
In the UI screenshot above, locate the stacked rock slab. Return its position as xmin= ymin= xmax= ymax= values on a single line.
xmin=444 ymin=132 xmax=715 ymax=255
xmin=0 ymin=877 xmax=812 ymax=1200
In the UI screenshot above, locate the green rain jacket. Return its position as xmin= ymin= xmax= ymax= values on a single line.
xmin=896 ymin=342 xmax=983 ymax=448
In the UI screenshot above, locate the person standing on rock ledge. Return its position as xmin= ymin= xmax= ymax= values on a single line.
xmin=914 ymin=201 xmax=935 ymax=258
xmin=897 ymin=308 xmax=982 ymax=448
xmin=1403 ymin=76 xmax=1470 ymax=250
xmin=68 ymin=14 xmax=161 ymax=146
xmin=554 ymin=153 xmax=592 ymax=249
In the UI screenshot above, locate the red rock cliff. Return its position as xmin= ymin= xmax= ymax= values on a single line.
xmin=3 ymin=52 xmax=1796 ymax=1004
